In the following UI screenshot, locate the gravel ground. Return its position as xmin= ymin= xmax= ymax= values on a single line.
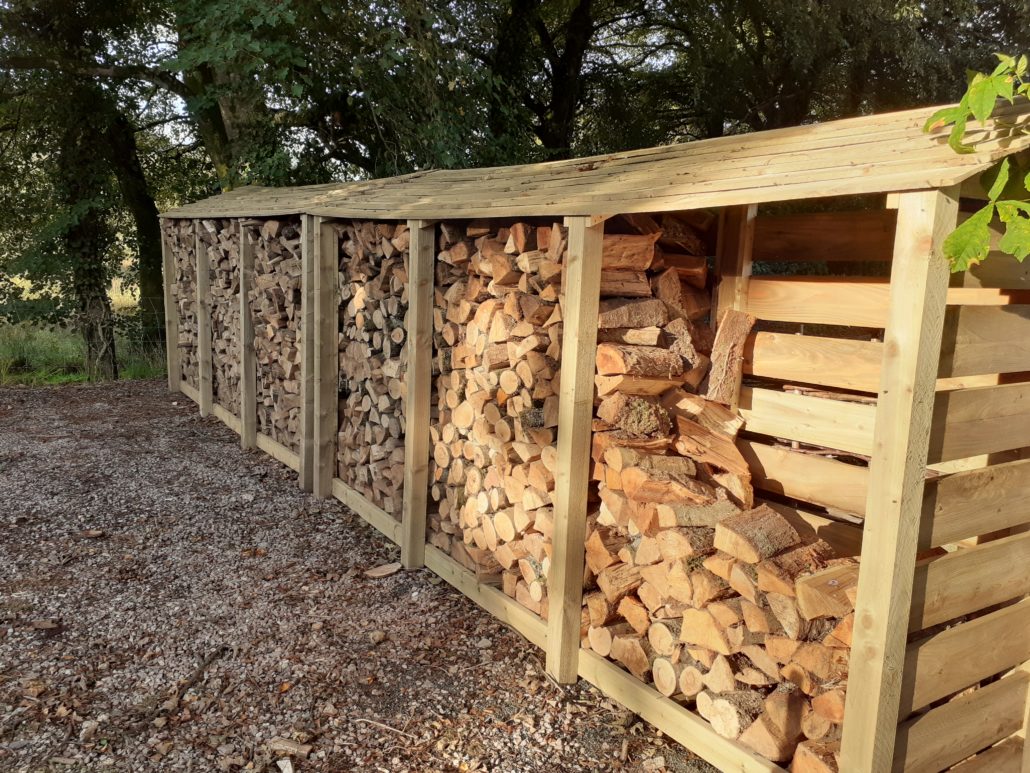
xmin=0 ymin=380 xmax=714 ymax=773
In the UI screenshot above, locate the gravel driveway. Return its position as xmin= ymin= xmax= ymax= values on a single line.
xmin=0 ymin=380 xmax=711 ymax=772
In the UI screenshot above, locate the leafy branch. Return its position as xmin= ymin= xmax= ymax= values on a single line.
xmin=923 ymin=53 xmax=1030 ymax=271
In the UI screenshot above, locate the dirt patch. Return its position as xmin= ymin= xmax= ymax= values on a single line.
xmin=0 ymin=380 xmax=714 ymax=772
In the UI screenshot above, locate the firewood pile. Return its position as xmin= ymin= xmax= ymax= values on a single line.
xmin=246 ymin=219 xmax=304 ymax=452
xmin=427 ymin=220 xmax=567 ymax=608
xmin=164 ymin=219 xmax=199 ymax=388
xmin=199 ymin=219 xmax=242 ymax=414
xmin=581 ymin=214 xmax=853 ymax=770
xmin=334 ymin=220 xmax=410 ymax=517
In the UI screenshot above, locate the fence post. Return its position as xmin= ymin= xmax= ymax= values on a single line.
xmin=195 ymin=221 xmax=213 ymax=417
xmin=713 ymin=204 xmax=756 ymax=411
xmin=239 ymin=222 xmax=258 ymax=450
xmin=401 ymin=219 xmax=436 ymax=569
xmin=838 ymin=187 xmax=959 ymax=772
xmin=312 ymin=218 xmax=339 ymax=498
xmin=545 ymin=215 xmax=604 ymax=684
xmin=299 ymin=214 xmax=316 ymax=491
xmin=160 ymin=221 xmax=180 ymax=393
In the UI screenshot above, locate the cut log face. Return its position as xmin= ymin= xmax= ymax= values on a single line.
xmin=714 ymin=504 xmax=802 ymax=564
xmin=199 ymin=220 xmax=242 ymax=414
xmin=247 ymin=219 xmax=304 ymax=452
xmin=335 ymin=220 xmax=409 ymax=517
xmin=165 ymin=220 xmax=200 ymax=387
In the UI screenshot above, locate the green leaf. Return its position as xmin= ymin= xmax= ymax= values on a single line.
xmin=996 ymin=74 xmax=1015 ymax=103
xmin=943 ymin=205 xmax=994 ymax=271
xmin=968 ymin=75 xmax=998 ymax=122
xmin=923 ymin=106 xmax=961 ymax=133
xmin=982 ymin=158 xmax=1011 ymax=201
xmin=948 ymin=113 xmax=974 ymax=154
xmin=997 ymin=201 xmax=1030 ymax=261
xmin=1017 ymin=55 xmax=1028 ymax=77
xmin=994 ymin=52 xmax=1016 ymax=69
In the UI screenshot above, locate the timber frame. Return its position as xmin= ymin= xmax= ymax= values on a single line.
xmin=159 ymin=101 xmax=1030 ymax=773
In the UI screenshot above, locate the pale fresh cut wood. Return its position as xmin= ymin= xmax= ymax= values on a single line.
xmin=839 ymin=187 xmax=958 ymax=773
xmin=738 ymin=386 xmax=876 ymax=456
xmin=928 ymin=381 xmax=1030 ymax=463
xmin=744 ymin=332 xmax=883 ymax=393
xmin=922 ymin=457 xmax=1030 ymax=547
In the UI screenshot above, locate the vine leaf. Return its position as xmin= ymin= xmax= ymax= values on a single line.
xmin=982 ymin=158 xmax=1010 ymax=200
xmin=967 ymin=75 xmax=998 ymax=122
xmin=943 ymin=205 xmax=994 ymax=271
xmin=997 ymin=201 xmax=1030 ymax=261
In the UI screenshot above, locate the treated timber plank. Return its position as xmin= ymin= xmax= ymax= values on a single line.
xmin=546 ymin=216 xmax=604 ymax=683
xmin=910 ymin=531 xmax=1030 ymax=631
xmin=892 ymin=670 xmax=1029 ymax=773
xmin=939 ymin=305 xmax=1030 ymax=377
xmin=256 ymin=432 xmax=301 ymax=472
xmin=739 ymin=440 xmax=869 ymax=517
xmin=401 ymin=220 xmax=435 ymax=569
xmin=239 ymin=225 xmax=258 ymax=450
xmin=212 ymin=403 xmax=242 ymax=434
xmin=744 ymin=332 xmax=883 ymax=393
xmin=737 ymin=386 xmax=876 ymax=456
xmin=949 ymin=736 xmax=1023 ymax=772
xmin=312 ymin=219 xmax=337 ymax=498
xmin=331 ymin=478 xmax=402 ymax=546
xmin=753 ymin=209 xmax=897 ymax=262
xmin=180 ymin=379 xmax=199 ymax=404
xmin=578 ymin=650 xmax=783 ymax=773
xmin=160 ymin=226 xmax=180 ymax=393
xmin=928 ymin=381 xmax=1030 ymax=463
xmin=195 ymin=224 xmax=214 ymax=417
xmin=900 ymin=597 xmax=1030 ymax=716
xmin=424 ymin=544 xmax=546 ymax=649
xmin=299 ymin=215 xmax=316 ymax=492
xmin=839 ymin=187 xmax=959 ymax=773
xmin=713 ymin=204 xmax=756 ymax=411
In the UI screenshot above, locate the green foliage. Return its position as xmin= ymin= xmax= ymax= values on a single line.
xmin=925 ymin=52 xmax=1030 ymax=270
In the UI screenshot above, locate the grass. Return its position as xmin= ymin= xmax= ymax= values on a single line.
xmin=0 ymin=322 xmax=166 ymax=386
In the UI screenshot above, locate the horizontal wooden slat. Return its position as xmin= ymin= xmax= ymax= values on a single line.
xmin=739 ymin=440 xmax=868 ymax=516
xmin=180 ymin=379 xmax=200 ymax=403
xmin=753 ymin=210 xmax=896 ymax=262
xmin=923 ymin=457 xmax=1030 ymax=547
xmin=900 ymin=597 xmax=1030 ymax=715
xmin=892 ymin=671 xmax=1028 ymax=773
xmin=759 ymin=499 xmax=863 ymax=557
xmin=939 ymin=305 xmax=1030 ymax=378
xmin=212 ymin=403 xmax=242 ymax=434
xmin=578 ymin=650 xmax=783 ymax=773
xmin=910 ymin=531 xmax=1030 ymax=631
xmin=928 ymin=382 xmax=1030 ymax=463
xmin=256 ymin=433 xmax=300 ymax=472
xmin=744 ymin=332 xmax=883 ymax=392
xmin=746 ymin=277 xmax=890 ymax=327
xmin=738 ymin=387 xmax=876 ymax=456
xmin=949 ymin=735 xmax=1024 ymax=772
xmin=331 ymin=478 xmax=402 ymax=545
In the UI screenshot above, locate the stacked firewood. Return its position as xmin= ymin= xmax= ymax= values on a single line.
xmin=164 ymin=219 xmax=199 ymax=388
xmin=199 ymin=219 xmax=242 ymax=413
xmin=247 ymin=219 xmax=304 ymax=452
xmin=427 ymin=220 xmax=566 ymax=613
xmin=335 ymin=220 xmax=410 ymax=517
xmin=581 ymin=214 xmax=852 ymax=771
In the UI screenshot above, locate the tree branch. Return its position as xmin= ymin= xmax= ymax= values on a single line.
xmin=0 ymin=55 xmax=193 ymax=100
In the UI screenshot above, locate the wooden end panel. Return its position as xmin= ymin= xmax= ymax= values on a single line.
xmin=922 ymin=457 xmax=1030 ymax=547
xmin=739 ymin=439 xmax=868 ymax=517
xmin=939 ymin=305 xmax=1030 ymax=379
xmin=744 ymin=332 xmax=883 ymax=393
xmin=910 ymin=531 xmax=1030 ymax=632
xmin=892 ymin=670 xmax=1028 ymax=773
xmin=947 ymin=736 xmax=1024 ymax=772
xmin=753 ymin=209 xmax=897 ymax=263
xmin=738 ymin=387 xmax=876 ymax=456
xmin=927 ymin=382 xmax=1030 ymax=463
xmin=899 ymin=598 xmax=1030 ymax=716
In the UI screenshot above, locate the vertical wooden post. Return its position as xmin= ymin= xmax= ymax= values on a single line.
xmin=312 ymin=218 xmax=339 ymax=498
xmin=299 ymin=214 xmax=316 ymax=491
xmin=401 ymin=219 xmax=436 ymax=569
xmin=545 ymin=215 xmax=604 ymax=684
xmin=195 ymin=222 xmax=213 ymax=417
xmin=839 ymin=187 xmax=959 ymax=772
xmin=239 ymin=223 xmax=258 ymax=450
xmin=713 ymin=204 xmax=756 ymax=411
xmin=160 ymin=221 xmax=180 ymax=393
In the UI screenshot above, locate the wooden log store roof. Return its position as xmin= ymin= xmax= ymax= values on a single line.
xmin=161 ymin=101 xmax=1030 ymax=220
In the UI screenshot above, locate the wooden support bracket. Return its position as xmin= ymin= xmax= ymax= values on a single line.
xmin=545 ymin=215 xmax=604 ymax=683
xmin=401 ymin=219 xmax=436 ymax=569
xmin=838 ymin=187 xmax=959 ymax=772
